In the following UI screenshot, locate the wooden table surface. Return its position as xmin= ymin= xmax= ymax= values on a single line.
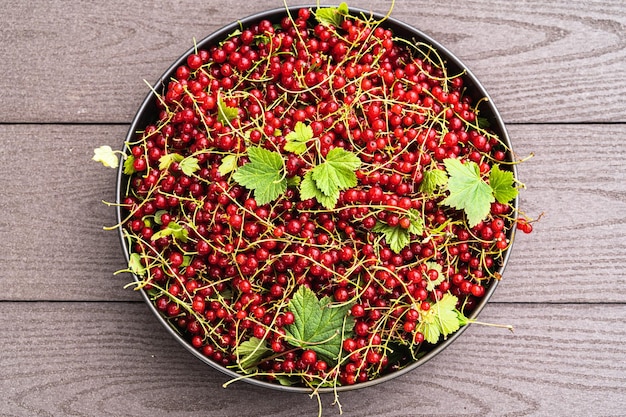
xmin=2 ymin=1 xmax=625 ymax=416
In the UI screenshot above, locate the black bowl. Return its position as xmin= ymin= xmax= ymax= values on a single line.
xmin=116 ymin=5 xmax=517 ymax=393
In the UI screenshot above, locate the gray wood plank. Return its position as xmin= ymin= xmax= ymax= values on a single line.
xmin=1 ymin=0 xmax=625 ymax=124
xmin=494 ymin=123 xmax=626 ymax=303
xmin=1 ymin=123 xmax=625 ymax=302
xmin=0 ymin=124 xmax=132 ymax=301
xmin=2 ymin=302 xmax=624 ymax=416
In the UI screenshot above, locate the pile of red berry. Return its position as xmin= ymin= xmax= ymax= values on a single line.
xmin=117 ymin=5 xmax=532 ymax=391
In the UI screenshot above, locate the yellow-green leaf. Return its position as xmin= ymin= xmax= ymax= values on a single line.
xmin=300 ymin=171 xmax=339 ymax=210
xmin=284 ymin=286 xmax=354 ymax=365
xmin=232 ymin=146 xmax=287 ymax=205
xmin=236 ymin=337 xmax=272 ymax=372
xmin=217 ymin=96 xmax=239 ymax=125
xmin=284 ymin=121 xmax=313 ymax=155
xmin=489 ymin=164 xmax=518 ymax=204
xmin=420 ymin=168 xmax=448 ymax=194
xmin=310 ymin=147 xmax=360 ymax=197
xmin=420 ymin=293 xmax=464 ymax=344
xmin=128 ymin=253 xmax=146 ymax=276
xmin=315 ymin=2 xmax=348 ymax=27
xmin=441 ymin=158 xmax=494 ymax=227
xmin=158 ymin=153 xmax=183 ymax=171
xmin=92 ymin=145 xmax=119 ymax=168
xmin=218 ymin=154 xmax=238 ymax=176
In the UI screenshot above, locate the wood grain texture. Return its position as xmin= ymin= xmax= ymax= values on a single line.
xmin=1 ymin=124 xmax=624 ymax=302
xmin=0 ymin=124 xmax=132 ymax=301
xmin=1 ymin=302 xmax=624 ymax=417
xmin=2 ymin=1 xmax=626 ymax=415
xmin=493 ymin=123 xmax=626 ymax=303
xmin=1 ymin=0 xmax=625 ymax=124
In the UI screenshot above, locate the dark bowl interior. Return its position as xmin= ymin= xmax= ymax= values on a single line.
xmin=116 ymin=5 xmax=517 ymax=393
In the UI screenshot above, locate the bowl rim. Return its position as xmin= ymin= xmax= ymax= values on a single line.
xmin=116 ymin=4 xmax=518 ymax=393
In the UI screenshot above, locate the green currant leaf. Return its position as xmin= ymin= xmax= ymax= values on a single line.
xmin=232 ymin=146 xmax=287 ymax=205
xmin=236 ymin=337 xmax=272 ymax=372
xmin=128 ymin=253 xmax=146 ymax=276
xmin=151 ymin=221 xmax=189 ymax=242
xmin=421 ymin=318 xmax=442 ymax=344
xmin=372 ymin=222 xmax=410 ymax=254
xmin=92 ymin=145 xmax=119 ymax=168
xmin=287 ymin=175 xmax=301 ymax=187
xmin=372 ymin=209 xmax=422 ymax=254
xmin=274 ymin=375 xmax=298 ymax=386
xmin=284 ymin=286 xmax=354 ymax=365
xmin=477 ymin=117 xmax=491 ymax=129
xmin=158 ymin=153 xmax=184 ymax=171
xmin=300 ymin=171 xmax=339 ymax=209
xmin=434 ymin=293 xmax=462 ymax=336
xmin=153 ymin=210 xmax=168 ymax=225
xmin=441 ymin=158 xmax=494 ymax=228
xmin=456 ymin=309 xmax=470 ymax=327
xmin=179 ymin=156 xmax=200 ymax=176
xmin=406 ymin=208 xmax=424 ymax=236
xmin=489 ymin=164 xmax=518 ymax=204
xmin=254 ymin=34 xmax=271 ymax=46
xmin=310 ymin=147 xmax=360 ymax=197
xmin=284 ymin=121 xmax=313 ymax=155
xmin=218 ymin=154 xmax=238 ymax=177
xmin=424 ymin=261 xmax=444 ymax=291
xmin=315 ymin=2 xmax=348 ymax=27
xmin=123 ymin=155 xmax=136 ymax=175
xmin=223 ymin=29 xmax=243 ymax=43
xmin=217 ymin=96 xmax=239 ymax=125
xmin=420 ymin=293 xmax=463 ymax=344
xmin=420 ymin=168 xmax=448 ymax=194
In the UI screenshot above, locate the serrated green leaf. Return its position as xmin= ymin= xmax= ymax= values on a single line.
xmin=284 ymin=121 xmax=313 ymax=155
xmin=158 ymin=153 xmax=184 ymax=171
xmin=372 ymin=221 xmax=410 ymax=254
xmin=422 ymin=319 xmax=442 ymax=344
xmin=218 ymin=154 xmax=238 ymax=177
xmin=232 ymin=146 xmax=287 ymax=205
xmin=420 ymin=293 xmax=463 ymax=344
xmin=153 ymin=210 xmax=168 ymax=225
xmin=477 ymin=117 xmax=491 ymax=129
xmin=274 ymin=374 xmax=299 ymax=386
xmin=406 ymin=208 xmax=424 ymax=236
xmin=315 ymin=2 xmax=348 ymax=27
xmin=489 ymin=164 xmax=518 ymax=204
xmin=284 ymin=286 xmax=354 ymax=365
xmin=456 ymin=309 xmax=470 ymax=327
xmin=424 ymin=261 xmax=444 ymax=291
xmin=300 ymin=171 xmax=339 ymax=209
xmin=123 ymin=155 xmax=136 ymax=175
xmin=434 ymin=293 xmax=462 ymax=336
xmin=128 ymin=253 xmax=146 ymax=276
xmin=92 ymin=145 xmax=119 ymax=168
xmin=150 ymin=221 xmax=189 ymax=242
xmin=179 ymin=156 xmax=200 ymax=176
xmin=310 ymin=147 xmax=360 ymax=197
xmin=441 ymin=158 xmax=494 ymax=227
xmin=420 ymin=168 xmax=448 ymax=194
xmin=287 ymin=175 xmax=301 ymax=187
xmin=224 ymin=28 xmax=243 ymax=42
xmin=372 ymin=209 xmax=422 ymax=254
xmin=236 ymin=337 xmax=272 ymax=372
xmin=217 ymin=96 xmax=239 ymax=125
xmin=299 ymin=172 xmax=318 ymax=201
xmin=254 ymin=34 xmax=271 ymax=46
